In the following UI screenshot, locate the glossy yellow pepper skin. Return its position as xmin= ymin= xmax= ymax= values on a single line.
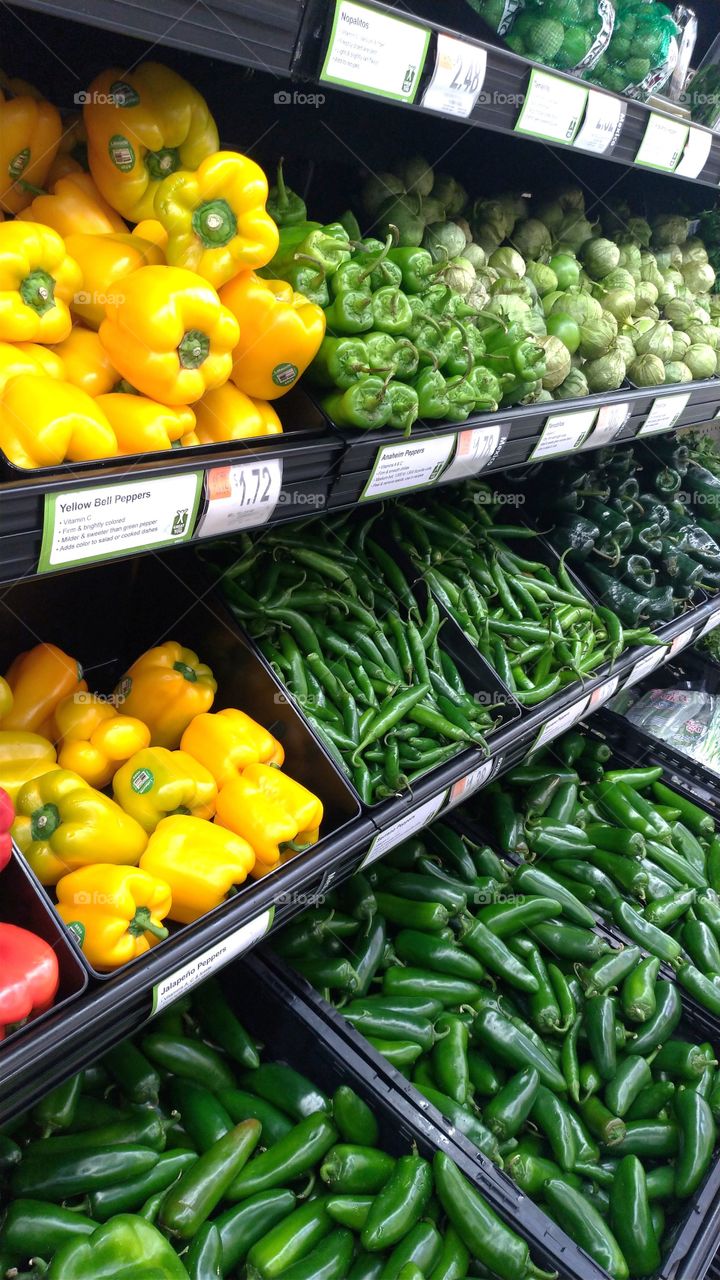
xmin=113 ymin=746 xmax=217 ymax=833
xmin=140 ymin=814 xmax=255 ymax=923
xmin=53 ymin=692 xmax=151 ymax=788
xmin=154 ymin=151 xmax=279 ymax=288
xmin=56 ymin=864 xmax=171 ymax=970
xmin=84 ymin=64 xmax=219 ymax=223
xmin=51 ymin=328 xmax=118 ymax=397
xmin=215 ymin=763 xmax=323 ymax=874
xmin=99 ymin=265 xmax=239 ymax=405
xmin=0 ymin=340 xmax=64 ymax=393
xmin=1 ymin=643 xmax=86 ymax=738
xmin=17 ymin=172 xmax=127 ymax=236
xmin=0 ymin=677 xmax=12 ymax=721
xmin=0 ymin=90 xmax=62 ymax=214
xmin=181 ymin=708 xmax=284 ymax=788
xmin=116 ymin=641 xmax=217 ymax=749
xmin=133 ymin=219 xmax=169 ymax=252
xmin=13 ymin=769 xmax=148 ymax=885
xmin=0 ymin=729 xmax=58 ymax=803
xmin=0 ymin=374 xmax=119 ymax=469
xmin=193 ymin=382 xmax=281 ymax=444
xmin=96 ymin=393 xmax=196 ymax=455
xmin=0 ymin=223 xmax=82 ymax=344
xmin=64 ymin=232 xmax=164 ymax=330
xmin=220 ymin=272 xmax=325 ymax=400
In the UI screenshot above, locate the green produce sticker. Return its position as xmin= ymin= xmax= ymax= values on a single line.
xmin=131 ymin=768 xmax=154 ymax=794
xmin=272 ymin=362 xmax=298 ymax=387
xmin=8 ymin=148 xmax=30 ymax=180
xmin=109 ymin=80 xmax=140 ymax=107
xmin=108 ymin=134 xmax=135 ymax=171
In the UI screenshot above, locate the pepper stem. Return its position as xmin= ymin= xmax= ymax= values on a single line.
xmin=173 ymin=660 xmax=198 ymax=681
xmin=191 ymin=198 xmax=237 ymax=248
xmin=20 ymin=269 xmax=56 ymax=316
xmin=129 ymin=907 xmax=169 ymax=941
xmin=275 ymin=156 xmax=288 ymax=210
xmin=177 ymin=331 xmax=210 ymax=370
xmin=31 ymin=802 xmax=61 ymax=842
xmin=145 ymin=146 xmax=181 ymax=179
xmin=359 ymin=231 xmax=395 ymax=285
xmin=293 ymin=253 xmax=327 ymax=282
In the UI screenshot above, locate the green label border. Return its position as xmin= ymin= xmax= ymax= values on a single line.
xmin=38 ymin=471 xmax=203 ymax=573
xmin=320 ymin=0 xmax=431 ymax=103
xmin=515 ymin=68 xmax=588 ymax=145
xmin=635 ymin=113 xmax=690 ymax=173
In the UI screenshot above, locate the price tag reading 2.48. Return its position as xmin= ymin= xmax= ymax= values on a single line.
xmin=422 ymin=32 xmax=487 ymax=118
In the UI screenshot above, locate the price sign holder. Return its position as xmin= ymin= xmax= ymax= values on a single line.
xmin=574 ymin=89 xmax=626 ymax=154
xmin=515 ymin=69 xmax=588 ymax=145
xmin=361 ymin=792 xmax=448 ymax=866
xmin=196 ymin=459 xmax=283 ymax=538
xmin=441 ymin=423 xmax=509 ymax=484
xmin=530 ymin=409 xmax=598 ymax=461
xmin=320 ymin=0 xmax=430 ymax=103
xmin=635 ymin=112 xmax=690 ymax=172
xmin=361 ymin=435 xmax=455 ymax=500
xmin=422 ymin=32 xmax=487 ymax=117
xmin=638 ymin=392 xmax=691 ymax=436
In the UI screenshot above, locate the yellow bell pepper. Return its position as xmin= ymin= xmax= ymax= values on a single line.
xmin=193 ymin=382 xmax=281 ymax=444
xmin=53 ymin=692 xmax=151 ymax=788
xmin=13 ymin=768 xmax=148 ymax=885
xmin=133 ymin=219 xmax=168 ymax=252
xmin=0 ymin=71 xmax=43 ymax=99
xmin=17 ymin=172 xmax=127 ymax=236
xmin=215 ymin=763 xmax=323 ymax=874
xmin=0 ymin=677 xmax=12 ymax=720
xmin=84 ymin=63 xmax=219 ymax=223
xmin=181 ymin=708 xmax=284 ymax=788
xmin=220 ymin=271 xmax=325 ymax=400
xmin=0 ymin=729 xmax=58 ymax=803
xmin=51 ymin=327 xmax=118 ymax=397
xmin=154 ymin=151 xmax=279 ymax=288
xmin=15 ymin=341 xmax=65 ymax=377
xmin=65 ymin=232 xmax=165 ymax=330
xmin=0 ymin=223 xmax=82 ymax=344
xmin=116 ymin=641 xmax=217 ymax=748
xmin=140 ymin=814 xmax=254 ymax=923
xmin=0 ymin=340 xmax=63 ymax=393
xmin=96 ymin=393 xmax=196 ymax=455
xmin=253 ymin=398 xmax=283 ymax=434
xmin=113 ymin=746 xmax=217 ymax=833
xmin=99 ymin=265 xmax=239 ymax=406
xmin=0 ymin=90 xmax=62 ymax=214
xmin=46 ymin=153 xmax=84 ymax=184
xmin=0 ymin=374 xmax=119 ymax=469
xmin=56 ymin=864 xmax=171 ymax=970
xmin=1 ymin=643 xmax=86 ymax=738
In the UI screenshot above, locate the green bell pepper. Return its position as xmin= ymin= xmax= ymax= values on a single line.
xmin=47 ymin=1214 xmax=190 ymax=1278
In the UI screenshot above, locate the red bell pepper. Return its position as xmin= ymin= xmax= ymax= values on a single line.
xmin=0 ymin=923 xmax=59 ymax=1039
xmin=0 ymin=787 xmax=12 ymax=872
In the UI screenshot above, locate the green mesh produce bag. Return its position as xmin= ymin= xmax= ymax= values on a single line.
xmin=463 ymin=0 xmax=615 ymax=75
xmin=585 ymin=0 xmax=680 ymax=100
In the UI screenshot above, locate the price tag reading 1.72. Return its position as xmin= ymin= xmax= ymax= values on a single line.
xmin=422 ymin=32 xmax=487 ymax=118
xmin=196 ymin=459 xmax=283 ymax=538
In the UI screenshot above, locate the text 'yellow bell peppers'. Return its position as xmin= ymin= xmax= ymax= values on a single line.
xmin=85 ymin=63 xmax=219 ymax=223
xmin=99 ymin=265 xmax=239 ymax=405
xmin=0 ymin=374 xmax=119 ymax=469
xmin=181 ymin=708 xmax=284 ymax=787
xmin=116 ymin=641 xmax=217 ymax=749
xmin=54 ymin=692 xmax=151 ymax=788
xmin=0 ymin=223 xmax=82 ymax=344
xmin=56 ymin=864 xmax=172 ymax=970
xmin=215 ymin=763 xmax=323 ymax=874
xmin=154 ymin=151 xmax=279 ymax=288
xmin=140 ymin=814 xmax=254 ymax=923
xmin=13 ymin=768 xmax=148 ymax=885
xmin=220 ymin=271 xmax=325 ymax=400
xmin=113 ymin=746 xmax=217 ymax=833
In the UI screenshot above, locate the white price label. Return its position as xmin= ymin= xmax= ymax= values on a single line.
xmin=534 ymin=696 xmax=590 ymax=751
xmin=623 ymin=646 xmax=670 ymax=689
xmin=151 ymin=909 xmax=274 ymax=1013
xmin=638 ymin=393 xmax=691 ymax=436
xmin=441 ymin=424 xmax=509 ymax=484
xmin=422 ymin=32 xmax=487 ymax=118
xmin=635 ymin=112 xmax=690 ymax=172
xmin=196 ymin=460 xmax=282 ymax=538
xmin=446 ymin=758 xmax=496 ymax=810
xmin=531 ymin=409 xmax=598 ymax=460
xmin=582 ymin=402 xmax=631 ymax=450
xmin=39 ymin=472 xmax=202 ymax=572
xmin=515 ymin=69 xmax=588 ymax=145
xmin=361 ymin=793 xmax=448 ymax=867
xmin=361 ymin=435 xmax=454 ymax=500
xmin=669 ymin=627 xmax=695 ymax=657
xmin=675 ymin=126 xmax=714 ymax=180
xmin=574 ymin=89 xmax=626 ymax=154
xmin=589 ymin=676 xmax=619 ymax=710
xmin=699 ymin=609 xmax=720 ymax=639
xmin=321 ymin=0 xmax=430 ymax=102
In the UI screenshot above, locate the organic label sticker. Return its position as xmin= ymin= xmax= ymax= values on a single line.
xmin=272 ymin=362 xmax=298 ymax=387
xmin=108 ymin=134 xmax=135 ymax=171
xmin=321 ymin=0 xmax=430 ymax=103
xmin=109 ymin=80 xmax=140 ymax=106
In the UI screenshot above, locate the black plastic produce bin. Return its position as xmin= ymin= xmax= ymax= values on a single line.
xmin=2 ymin=550 xmax=363 ymax=980
xmin=259 ymin=942 xmax=720 ymax=1280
